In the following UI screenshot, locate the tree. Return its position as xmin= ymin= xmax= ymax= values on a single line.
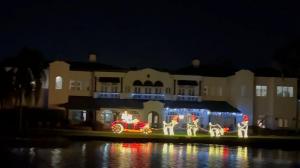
xmin=0 ymin=67 xmax=13 ymax=108
xmin=11 ymin=47 xmax=46 ymax=107
xmin=0 ymin=48 xmax=46 ymax=134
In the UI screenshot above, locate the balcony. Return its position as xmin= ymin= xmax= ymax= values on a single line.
xmin=93 ymin=92 xmax=120 ymax=99
xmin=130 ymin=93 xmax=165 ymax=100
xmin=176 ymin=95 xmax=199 ymax=101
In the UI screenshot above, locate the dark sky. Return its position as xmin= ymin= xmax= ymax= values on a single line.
xmin=1 ymin=1 xmax=299 ymax=70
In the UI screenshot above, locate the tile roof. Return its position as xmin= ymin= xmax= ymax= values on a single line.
xmin=63 ymin=96 xmax=240 ymax=113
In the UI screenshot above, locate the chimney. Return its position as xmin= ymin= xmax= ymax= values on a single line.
xmin=192 ymin=59 xmax=200 ymax=68
xmin=89 ymin=53 xmax=97 ymax=62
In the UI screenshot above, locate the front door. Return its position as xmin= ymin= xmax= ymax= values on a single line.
xmin=148 ymin=112 xmax=159 ymax=128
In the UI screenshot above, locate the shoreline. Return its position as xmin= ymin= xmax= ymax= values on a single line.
xmin=1 ymin=129 xmax=300 ymax=150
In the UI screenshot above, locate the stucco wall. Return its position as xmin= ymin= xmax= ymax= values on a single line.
xmin=201 ymin=77 xmax=228 ymax=101
xmin=48 ymin=61 xmax=70 ymax=107
xmin=47 ymin=61 xmax=298 ymax=130
xmin=171 ymin=74 xmax=202 ymax=100
xmin=273 ymin=77 xmax=297 ymax=129
xmin=228 ymin=70 xmax=254 ymax=125
xmin=254 ymin=77 xmax=298 ymax=129
xmin=123 ymin=68 xmax=173 ymax=99
xmin=68 ymin=71 xmax=92 ymax=96
xmin=254 ymin=77 xmax=275 ymax=128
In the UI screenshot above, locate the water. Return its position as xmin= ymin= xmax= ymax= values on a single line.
xmin=1 ymin=141 xmax=300 ymax=168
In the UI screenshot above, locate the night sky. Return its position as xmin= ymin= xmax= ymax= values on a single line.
xmin=1 ymin=1 xmax=299 ymax=70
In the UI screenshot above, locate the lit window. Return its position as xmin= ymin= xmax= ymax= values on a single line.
xmin=277 ymin=118 xmax=288 ymax=128
xmin=288 ymin=87 xmax=293 ymax=97
xmin=277 ymin=86 xmax=293 ymax=97
xmin=69 ymin=80 xmax=82 ymax=91
xmin=277 ymin=86 xmax=283 ymax=96
xmin=55 ymin=76 xmax=63 ymax=90
xmin=256 ymin=85 xmax=267 ymax=97
xmin=82 ymin=110 xmax=87 ymax=122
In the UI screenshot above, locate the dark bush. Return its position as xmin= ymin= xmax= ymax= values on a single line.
xmin=0 ymin=107 xmax=66 ymax=135
xmin=92 ymin=121 xmax=104 ymax=131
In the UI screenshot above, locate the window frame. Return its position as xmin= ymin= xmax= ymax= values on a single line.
xmin=55 ymin=76 xmax=63 ymax=90
xmin=256 ymin=85 xmax=268 ymax=97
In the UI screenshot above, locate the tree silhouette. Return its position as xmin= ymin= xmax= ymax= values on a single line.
xmin=0 ymin=67 xmax=13 ymax=108
xmin=0 ymin=47 xmax=46 ymax=108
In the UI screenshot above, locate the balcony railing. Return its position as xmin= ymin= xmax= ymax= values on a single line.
xmin=94 ymin=92 xmax=120 ymax=99
xmin=176 ymin=95 xmax=199 ymax=101
xmin=131 ymin=93 xmax=165 ymax=100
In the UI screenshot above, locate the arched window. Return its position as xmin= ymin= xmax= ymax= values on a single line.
xmin=133 ymin=80 xmax=143 ymax=86
xmin=154 ymin=81 xmax=163 ymax=87
xmin=144 ymin=80 xmax=153 ymax=86
xmin=55 ymin=76 xmax=63 ymax=90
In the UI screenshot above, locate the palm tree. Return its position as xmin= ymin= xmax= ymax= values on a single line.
xmin=0 ymin=48 xmax=46 ymax=134
xmin=12 ymin=47 xmax=46 ymax=107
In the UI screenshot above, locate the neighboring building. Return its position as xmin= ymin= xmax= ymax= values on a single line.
xmin=47 ymin=55 xmax=298 ymax=130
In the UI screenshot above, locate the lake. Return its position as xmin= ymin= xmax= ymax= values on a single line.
xmin=1 ymin=141 xmax=300 ymax=168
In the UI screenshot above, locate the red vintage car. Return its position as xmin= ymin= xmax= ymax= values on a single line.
xmin=111 ymin=119 xmax=152 ymax=134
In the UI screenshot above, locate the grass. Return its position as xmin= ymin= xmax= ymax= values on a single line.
xmin=30 ymin=128 xmax=300 ymax=140
xmin=2 ymin=128 xmax=300 ymax=149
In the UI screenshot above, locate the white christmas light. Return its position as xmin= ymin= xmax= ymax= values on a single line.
xmin=237 ymin=115 xmax=249 ymax=138
xmin=187 ymin=118 xmax=199 ymax=136
xmin=208 ymin=122 xmax=224 ymax=137
xmin=163 ymin=117 xmax=178 ymax=135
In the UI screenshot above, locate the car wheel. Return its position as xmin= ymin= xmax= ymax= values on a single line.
xmin=143 ymin=128 xmax=152 ymax=135
xmin=112 ymin=124 xmax=124 ymax=134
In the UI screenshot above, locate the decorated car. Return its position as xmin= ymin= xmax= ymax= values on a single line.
xmin=111 ymin=111 xmax=152 ymax=134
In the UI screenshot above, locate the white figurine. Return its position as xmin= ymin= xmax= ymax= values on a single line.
xmin=209 ymin=122 xmax=224 ymax=137
xmin=163 ymin=117 xmax=178 ymax=135
xmin=237 ymin=115 xmax=249 ymax=138
xmin=187 ymin=118 xmax=199 ymax=136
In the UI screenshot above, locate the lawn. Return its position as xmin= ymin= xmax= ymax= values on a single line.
xmin=2 ymin=128 xmax=300 ymax=149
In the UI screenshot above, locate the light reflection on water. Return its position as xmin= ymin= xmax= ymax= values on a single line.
xmin=3 ymin=141 xmax=300 ymax=168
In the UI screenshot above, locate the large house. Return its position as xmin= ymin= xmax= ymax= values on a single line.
xmin=47 ymin=54 xmax=298 ymax=130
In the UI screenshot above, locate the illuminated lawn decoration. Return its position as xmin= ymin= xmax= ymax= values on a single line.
xmin=187 ymin=116 xmax=199 ymax=136
xmin=209 ymin=122 xmax=226 ymax=137
xmin=163 ymin=116 xmax=179 ymax=135
xmin=111 ymin=111 xmax=152 ymax=134
xmin=257 ymin=119 xmax=265 ymax=128
xmin=237 ymin=115 xmax=249 ymax=138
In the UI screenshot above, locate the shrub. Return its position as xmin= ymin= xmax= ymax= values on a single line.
xmin=92 ymin=121 xmax=104 ymax=131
